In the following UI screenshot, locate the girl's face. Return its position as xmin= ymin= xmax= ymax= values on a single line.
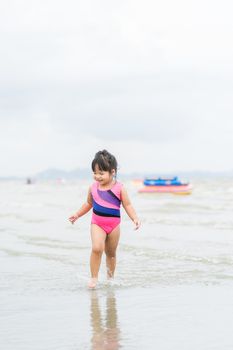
xmin=93 ymin=165 xmax=115 ymax=186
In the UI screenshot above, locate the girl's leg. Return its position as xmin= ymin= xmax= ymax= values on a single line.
xmin=89 ymin=224 xmax=106 ymax=288
xmin=105 ymin=225 xmax=120 ymax=279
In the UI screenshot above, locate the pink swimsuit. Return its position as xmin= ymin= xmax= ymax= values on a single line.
xmin=91 ymin=181 xmax=122 ymax=234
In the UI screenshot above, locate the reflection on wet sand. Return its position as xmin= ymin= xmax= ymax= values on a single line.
xmin=90 ymin=289 xmax=121 ymax=350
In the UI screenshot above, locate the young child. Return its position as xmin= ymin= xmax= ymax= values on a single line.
xmin=69 ymin=150 xmax=140 ymax=289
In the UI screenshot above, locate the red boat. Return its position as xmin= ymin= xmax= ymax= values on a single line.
xmin=138 ymin=177 xmax=192 ymax=195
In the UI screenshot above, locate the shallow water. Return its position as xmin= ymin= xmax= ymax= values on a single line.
xmin=1 ymin=179 xmax=233 ymax=349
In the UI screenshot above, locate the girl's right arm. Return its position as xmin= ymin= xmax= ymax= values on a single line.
xmin=69 ymin=187 xmax=92 ymax=224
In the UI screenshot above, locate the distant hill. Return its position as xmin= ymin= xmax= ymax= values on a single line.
xmin=33 ymin=168 xmax=233 ymax=180
xmin=0 ymin=168 xmax=232 ymax=181
xmin=34 ymin=168 xmax=91 ymax=180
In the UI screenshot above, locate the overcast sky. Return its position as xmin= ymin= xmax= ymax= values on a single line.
xmin=0 ymin=0 xmax=233 ymax=177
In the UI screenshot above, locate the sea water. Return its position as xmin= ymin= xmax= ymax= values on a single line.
xmin=0 ymin=178 xmax=233 ymax=349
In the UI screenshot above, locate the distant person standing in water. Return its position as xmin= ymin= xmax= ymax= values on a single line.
xmin=69 ymin=150 xmax=140 ymax=289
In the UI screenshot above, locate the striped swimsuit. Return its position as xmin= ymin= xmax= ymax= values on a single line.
xmin=91 ymin=181 xmax=122 ymax=234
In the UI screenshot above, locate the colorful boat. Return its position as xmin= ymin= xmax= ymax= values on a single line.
xmin=138 ymin=177 xmax=192 ymax=195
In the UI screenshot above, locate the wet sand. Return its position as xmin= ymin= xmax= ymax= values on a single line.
xmin=1 ymin=282 xmax=233 ymax=350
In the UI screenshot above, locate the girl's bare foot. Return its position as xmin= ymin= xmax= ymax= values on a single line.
xmin=88 ymin=278 xmax=98 ymax=289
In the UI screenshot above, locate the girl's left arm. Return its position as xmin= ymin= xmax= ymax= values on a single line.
xmin=121 ymin=186 xmax=141 ymax=230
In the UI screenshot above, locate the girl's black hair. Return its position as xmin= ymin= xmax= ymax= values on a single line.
xmin=91 ymin=150 xmax=118 ymax=173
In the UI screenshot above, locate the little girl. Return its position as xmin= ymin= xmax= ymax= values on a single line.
xmin=69 ymin=150 xmax=140 ymax=289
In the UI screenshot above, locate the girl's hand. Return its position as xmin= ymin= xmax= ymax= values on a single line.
xmin=133 ymin=218 xmax=141 ymax=230
xmin=69 ymin=214 xmax=78 ymax=224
